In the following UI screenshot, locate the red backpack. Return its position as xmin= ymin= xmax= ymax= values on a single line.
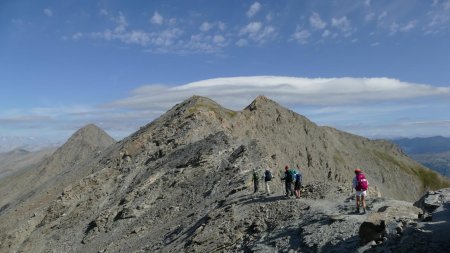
xmin=355 ymin=173 xmax=368 ymax=191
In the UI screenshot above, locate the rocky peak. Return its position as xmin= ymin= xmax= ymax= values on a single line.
xmin=46 ymin=124 xmax=115 ymax=171
xmin=63 ymin=124 xmax=116 ymax=150
xmin=245 ymin=95 xmax=283 ymax=112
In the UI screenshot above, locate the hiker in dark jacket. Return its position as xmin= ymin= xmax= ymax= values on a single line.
xmin=294 ymin=166 xmax=302 ymax=198
xmin=281 ymin=165 xmax=294 ymax=197
xmin=252 ymin=169 xmax=259 ymax=193
xmin=264 ymin=168 xmax=272 ymax=196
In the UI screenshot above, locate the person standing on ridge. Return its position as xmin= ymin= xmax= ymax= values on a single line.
xmin=294 ymin=166 xmax=303 ymax=198
xmin=264 ymin=168 xmax=273 ymax=196
xmin=352 ymin=168 xmax=369 ymax=213
xmin=252 ymin=169 xmax=260 ymax=193
xmin=281 ymin=165 xmax=294 ymax=197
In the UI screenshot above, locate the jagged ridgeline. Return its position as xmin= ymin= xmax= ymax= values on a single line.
xmin=1 ymin=95 xmax=449 ymax=252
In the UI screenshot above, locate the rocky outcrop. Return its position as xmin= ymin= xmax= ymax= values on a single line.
xmin=358 ymin=187 xmax=450 ymax=252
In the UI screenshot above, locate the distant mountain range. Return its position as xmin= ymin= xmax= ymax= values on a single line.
xmin=393 ymin=136 xmax=450 ymax=178
xmin=0 ymin=136 xmax=61 ymax=153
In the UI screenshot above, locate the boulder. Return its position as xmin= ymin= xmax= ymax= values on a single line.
xmin=359 ymin=200 xmax=422 ymax=244
xmin=414 ymin=188 xmax=450 ymax=213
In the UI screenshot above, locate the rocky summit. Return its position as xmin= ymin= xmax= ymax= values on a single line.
xmin=1 ymin=96 xmax=449 ymax=252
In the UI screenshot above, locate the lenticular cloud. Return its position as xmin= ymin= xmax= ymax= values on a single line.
xmin=111 ymin=76 xmax=450 ymax=110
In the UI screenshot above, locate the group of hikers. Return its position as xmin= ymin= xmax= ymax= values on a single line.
xmin=252 ymin=165 xmax=303 ymax=198
xmin=252 ymin=165 xmax=369 ymax=214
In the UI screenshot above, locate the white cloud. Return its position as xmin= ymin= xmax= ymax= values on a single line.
xmin=123 ymin=30 xmax=151 ymax=46
xmin=239 ymin=22 xmax=276 ymax=44
xmin=151 ymin=11 xmax=164 ymax=25
xmin=291 ymin=27 xmax=311 ymax=44
xmin=378 ymin=12 xmax=387 ymax=20
xmin=426 ymin=1 xmax=450 ymax=34
xmin=389 ymin=22 xmax=399 ymax=35
xmin=200 ymin=22 xmax=213 ymax=32
xmin=247 ymin=2 xmax=261 ymax=18
xmin=444 ymin=0 xmax=450 ymax=10
xmin=236 ymin=38 xmax=248 ymax=47
xmin=309 ymin=12 xmax=326 ymax=30
xmin=72 ymin=32 xmax=83 ymax=40
xmin=213 ymin=35 xmax=225 ymax=44
xmin=99 ymin=9 xmax=109 ymax=16
xmin=110 ymin=76 xmax=450 ymax=111
xmin=365 ymin=13 xmax=375 ymax=22
xmin=114 ymin=12 xmax=128 ymax=33
xmin=331 ymin=16 xmax=354 ymax=37
xmin=240 ymin=22 xmax=262 ymax=34
xmin=44 ymin=8 xmax=53 ymax=17
xmin=400 ymin=20 xmax=417 ymax=32
xmin=151 ymin=28 xmax=183 ymax=47
xmin=218 ymin=21 xmax=226 ymax=30
xmin=390 ymin=20 xmax=416 ymax=35
xmin=322 ymin=30 xmax=331 ymax=38
xmin=180 ymin=33 xmax=225 ymax=53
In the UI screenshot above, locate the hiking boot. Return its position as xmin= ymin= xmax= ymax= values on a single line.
xmin=363 ymin=208 xmax=366 ymax=214
xmin=356 ymin=207 xmax=360 ymax=213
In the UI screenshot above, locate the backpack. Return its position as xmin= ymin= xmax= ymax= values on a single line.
xmin=287 ymin=169 xmax=296 ymax=182
xmin=295 ymin=173 xmax=302 ymax=183
xmin=265 ymin=170 xmax=273 ymax=181
xmin=355 ymin=173 xmax=368 ymax=191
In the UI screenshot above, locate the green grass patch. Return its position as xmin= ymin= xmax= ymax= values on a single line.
xmin=410 ymin=165 xmax=450 ymax=190
xmin=372 ymin=150 xmax=450 ymax=190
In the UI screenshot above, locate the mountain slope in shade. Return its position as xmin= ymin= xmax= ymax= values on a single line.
xmin=1 ymin=96 xmax=449 ymax=252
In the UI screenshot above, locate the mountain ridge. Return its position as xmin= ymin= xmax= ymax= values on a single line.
xmin=1 ymin=96 xmax=449 ymax=252
xmin=0 ymin=123 xmax=116 ymax=246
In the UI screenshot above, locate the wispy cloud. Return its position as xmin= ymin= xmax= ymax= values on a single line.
xmin=151 ymin=11 xmax=164 ymax=25
xmin=331 ymin=16 xmax=355 ymax=37
xmin=390 ymin=20 xmax=417 ymax=35
xmin=44 ymin=8 xmax=53 ymax=17
xmin=65 ymin=3 xmax=450 ymax=54
xmin=291 ymin=27 xmax=311 ymax=44
xmin=200 ymin=21 xmax=213 ymax=32
xmin=310 ymin=12 xmax=327 ymax=30
xmin=239 ymin=22 xmax=276 ymax=44
xmin=247 ymin=2 xmax=262 ymax=18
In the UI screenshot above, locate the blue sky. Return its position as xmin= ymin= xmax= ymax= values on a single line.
xmin=1 ymin=0 xmax=450 ymax=146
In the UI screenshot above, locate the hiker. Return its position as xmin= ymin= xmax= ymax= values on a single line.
xmin=281 ymin=165 xmax=294 ymax=197
xmin=252 ymin=169 xmax=259 ymax=193
xmin=352 ymin=168 xmax=369 ymax=213
xmin=264 ymin=168 xmax=273 ymax=195
xmin=294 ymin=167 xmax=303 ymax=198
